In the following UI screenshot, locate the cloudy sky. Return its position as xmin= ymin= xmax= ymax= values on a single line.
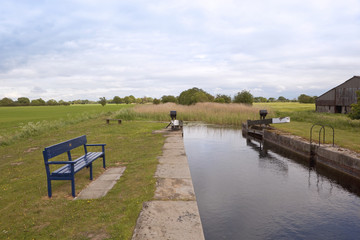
xmin=1 ymin=0 xmax=360 ymax=101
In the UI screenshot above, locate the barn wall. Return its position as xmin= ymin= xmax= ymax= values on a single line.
xmin=316 ymin=105 xmax=334 ymax=113
xmin=317 ymin=89 xmax=335 ymax=102
xmin=335 ymin=88 xmax=359 ymax=106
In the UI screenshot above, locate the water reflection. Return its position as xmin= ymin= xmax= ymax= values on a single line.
xmin=184 ymin=124 xmax=360 ymax=240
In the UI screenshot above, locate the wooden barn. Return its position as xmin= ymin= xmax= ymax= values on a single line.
xmin=316 ymin=76 xmax=360 ymax=113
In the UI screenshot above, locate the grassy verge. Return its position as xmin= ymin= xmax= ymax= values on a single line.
xmin=255 ymin=102 xmax=360 ymax=152
xmin=0 ymin=118 xmax=166 ymax=239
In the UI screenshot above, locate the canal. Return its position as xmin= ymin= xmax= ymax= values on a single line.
xmin=183 ymin=124 xmax=360 ymax=240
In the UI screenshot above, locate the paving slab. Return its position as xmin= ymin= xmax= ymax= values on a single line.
xmin=157 ymin=154 xmax=188 ymax=164
xmin=161 ymin=149 xmax=187 ymax=157
xmin=75 ymin=166 xmax=126 ymax=200
xmin=132 ymin=201 xmax=204 ymax=240
xmin=154 ymin=178 xmax=196 ymax=200
xmin=155 ymin=163 xmax=192 ymax=179
xmin=165 ymin=136 xmax=185 ymax=144
xmin=163 ymin=142 xmax=185 ymax=149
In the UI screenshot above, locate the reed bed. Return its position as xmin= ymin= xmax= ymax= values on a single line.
xmin=115 ymin=102 xmax=263 ymax=126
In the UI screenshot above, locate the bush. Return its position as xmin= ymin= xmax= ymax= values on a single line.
xmin=161 ymin=95 xmax=177 ymax=103
xmin=153 ymin=98 xmax=161 ymax=105
xmin=178 ymin=87 xmax=214 ymax=105
xmin=233 ymin=90 xmax=253 ymax=105
xmin=349 ymin=91 xmax=360 ymax=119
xmin=215 ymin=94 xmax=231 ymax=103
xmin=298 ymin=94 xmax=316 ymax=103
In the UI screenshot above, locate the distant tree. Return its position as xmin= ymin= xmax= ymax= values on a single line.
xmin=59 ymin=100 xmax=70 ymax=106
xmin=214 ymin=94 xmax=231 ymax=103
xmin=46 ymin=99 xmax=58 ymax=106
xmin=178 ymin=87 xmax=214 ymax=105
xmin=99 ymin=97 xmax=107 ymax=107
xmin=113 ymin=96 xmax=122 ymax=104
xmin=267 ymin=98 xmax=276 ymax=102
xmin=123 ymin=95 xmax=136 ymax=104
xmin=128 ymin=95 xmax=136 ymax=104
xmin=153 ymin=98 xmax=161 ymax=105
xmin=124 ymin=96 xmax=131 ymax=104
xmin=161 ymin=95 xmax=177 ymax=103
xmin=254 ymin=97 xmax=267 ymax=103
xmin=31 ymin=98 xmax=46 ymax=106
xmin=298 ymin=94 xmax=316 ymax=103
xmin=214 ymin=97 xmax=225 ymax=103
xmin=233 ymin=90 xmax=253 ymax=105
xmin=0 ymin=97 xmax=14 ymax=106
xmin=142 ymin=97 xmax=153 ymax=104
xmin=277 ymin=96 xmax=288 ymax=102
xmin=136 ymin=98 xmax=142 ymax=104
xmin=349 ymin=90 xmax=360 ymax=119
xmin=17 ymin=97 xmax=30 ymax=106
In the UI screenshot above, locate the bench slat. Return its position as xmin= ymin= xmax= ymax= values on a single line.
xmin=51 ymin=152 xmax=103 ymax=176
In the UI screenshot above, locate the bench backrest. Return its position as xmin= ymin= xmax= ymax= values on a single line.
xmin=43 ymin=135 xmax=87 ymax=161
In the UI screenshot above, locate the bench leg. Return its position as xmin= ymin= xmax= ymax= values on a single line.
xmin=71 ymin=176 xmax=76 ymax=197
xmin=89 ymin=163 xmax=93 ymax=180
xmin=47 ymin=178 xmax=52 ymax=198
xmin=103 ymin=155 xmax=106 ymax=168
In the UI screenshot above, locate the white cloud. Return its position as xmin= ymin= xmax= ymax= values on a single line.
xmin=0 ymin=0 xmax=359 ymax=100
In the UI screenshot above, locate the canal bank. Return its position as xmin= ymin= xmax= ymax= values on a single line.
xmin=242 ymin=123 xmax=360 ymax=180
xmin=132 ymin=128 xmax=205 ymax=240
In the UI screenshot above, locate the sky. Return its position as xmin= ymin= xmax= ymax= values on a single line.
xmin=1 ymin=0 xmax=360 ymax=101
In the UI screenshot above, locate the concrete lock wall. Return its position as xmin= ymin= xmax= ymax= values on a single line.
xmin=261 ymin=129 xmax=360 ymax=180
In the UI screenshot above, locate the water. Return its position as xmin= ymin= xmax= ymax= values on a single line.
xmin=183 ymin=124 xmax=360 ymax=240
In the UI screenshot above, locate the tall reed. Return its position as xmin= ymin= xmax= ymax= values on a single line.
xmin=115 ymin=102 xmax=262 ymax=126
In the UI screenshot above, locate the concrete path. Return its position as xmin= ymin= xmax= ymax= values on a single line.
xmin=132 ymin=129 xmax=205 ymax=240
xmin=75 ymin=167 xmax=126 ymax=200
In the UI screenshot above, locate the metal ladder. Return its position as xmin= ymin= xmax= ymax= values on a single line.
xmin=310 ymin=124 xmax=335 ymax=147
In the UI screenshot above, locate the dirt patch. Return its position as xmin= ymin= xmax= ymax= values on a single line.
xmin=10 ymin=162 xmax=23 ymax=166
xmin=32 ymin=222 xmax=50 ymax=231
xmin=84 ymin=230 xmax=110 ymax=240
xmin=24 ymin=147 xmax=39 ymax=153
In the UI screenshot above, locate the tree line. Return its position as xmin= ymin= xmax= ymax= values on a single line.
xmin=0 ymin=88 xmax=317 ymax=107
xmin=152 ymin=88 xmax=317 ymax=105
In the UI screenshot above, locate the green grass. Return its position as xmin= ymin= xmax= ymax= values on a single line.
xmin=0 ymin=118 xmax=166 ymax=239
xmin=254 ymin=102 xmax=315 ymax=112
xmin=0 ymin=104 xmax=132 ymax=146
xmin=0 ymin=104 xmax=129 ymax=135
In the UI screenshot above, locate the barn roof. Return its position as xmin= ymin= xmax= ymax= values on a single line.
xmin=316 ymin=76 xmax=360 ymax=100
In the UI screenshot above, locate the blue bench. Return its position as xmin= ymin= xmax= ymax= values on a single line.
xmin=43 ymin=135 xmax=106 ymax=197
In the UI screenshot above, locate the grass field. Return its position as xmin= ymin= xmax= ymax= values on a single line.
xmin=0 ymin=104 xmax=132 ymax=146
xmin=0 ymin=104 xmax=166 ymax=239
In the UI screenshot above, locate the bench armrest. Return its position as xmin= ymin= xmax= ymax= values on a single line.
xmin=47 ymin=161 xmax=77 ymax=165
xmin=86 ymin=144 xmax=106 ymax=153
